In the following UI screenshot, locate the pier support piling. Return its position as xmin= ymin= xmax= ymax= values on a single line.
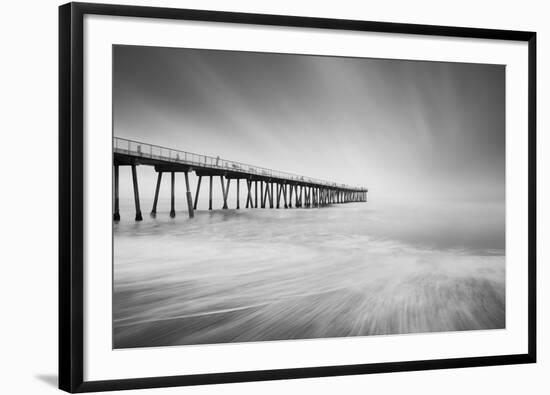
xmin=131 ymin=164 xmax=143 ymax=221
xmin=151 ymin=171 xmax=162 ymax=217
xmin=170 ymin=172 xmax=175 ymax=218
xmin=184 ymin=171 xmax=194 ymax=218
xmin=316 ymin=188 xmax=319 ymax=207
xmin=220 ymin=176 xmax=230 ymax=209
xmin=289 ymin=185 xmax=293 ymax=208
xmin=193 ymin=175 xmax=202 ymax=210
xmin=209 ymin=176 xmax=213 ymax=210
xmin=264 ymin=182 xmax=270 ymax=208
xmin=246 ymin=179 xmax=253 ymax=208
xmin=236 ymin=179 xmax=240 ymax=209
xmin=255 ymin=181 xmax=258 ymax=208
xmin=261 ymin=181 xmax=265 ymax=208
xmin=113 ymin=165 xmax=120 ymax=221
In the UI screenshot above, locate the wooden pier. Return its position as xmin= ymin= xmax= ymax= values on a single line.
xmin=113 ymin=137 xmax=368 ymax=221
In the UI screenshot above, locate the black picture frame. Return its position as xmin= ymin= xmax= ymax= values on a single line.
xmin=59 ymin=2 xmax=537 ymax=393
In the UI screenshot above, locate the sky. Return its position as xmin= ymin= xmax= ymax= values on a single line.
xmin=113 ymin=45 xmax=505 ymax=202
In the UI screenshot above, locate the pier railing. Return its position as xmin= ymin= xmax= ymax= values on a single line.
xmin=114 ymin=137 xmax=366 ymax=191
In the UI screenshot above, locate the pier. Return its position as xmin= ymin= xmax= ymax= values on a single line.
xmin=113 ymin=137 xmax=368 ymax=221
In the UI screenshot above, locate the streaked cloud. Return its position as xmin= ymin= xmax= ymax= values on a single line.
xmin=114 ymin=45 xmax=504 ymax=201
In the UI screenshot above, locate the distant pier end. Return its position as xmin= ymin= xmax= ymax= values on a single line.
xmin=113 ymin=137 xmax=368 ymax=221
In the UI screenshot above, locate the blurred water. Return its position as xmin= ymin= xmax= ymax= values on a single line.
xmin=113 ymin=198 xmax=505 ymax=348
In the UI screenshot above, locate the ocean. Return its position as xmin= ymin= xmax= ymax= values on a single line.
xmin=113 ymin=197 xmax=505 ymax=348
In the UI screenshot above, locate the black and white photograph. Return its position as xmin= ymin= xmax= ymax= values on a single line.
xmin=112 ymin=45 xmax=506 ymax=349
xmin=2 ymin=0 xmax=544 ymax=393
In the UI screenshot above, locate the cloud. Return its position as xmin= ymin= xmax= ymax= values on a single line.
xmin=114 ymin=46 xmax=504 ymax=201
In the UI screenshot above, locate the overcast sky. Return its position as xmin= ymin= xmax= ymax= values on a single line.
xmin=113 ymin=45 xmax=504 ymax=202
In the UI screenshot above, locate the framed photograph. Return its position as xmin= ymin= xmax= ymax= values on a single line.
xmin=59 ymin=2 xmax=536 ymax=392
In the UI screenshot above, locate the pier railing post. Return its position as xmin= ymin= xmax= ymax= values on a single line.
xmin=114 ymin=164 xmax=120 ymax=221
xmin=170 ymin=171 xmax=175 ymax=218
xmin=184 ymin=171 xmax=194 ymax=218
xmin=131 ymin=164 xmax=143 ymax=221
